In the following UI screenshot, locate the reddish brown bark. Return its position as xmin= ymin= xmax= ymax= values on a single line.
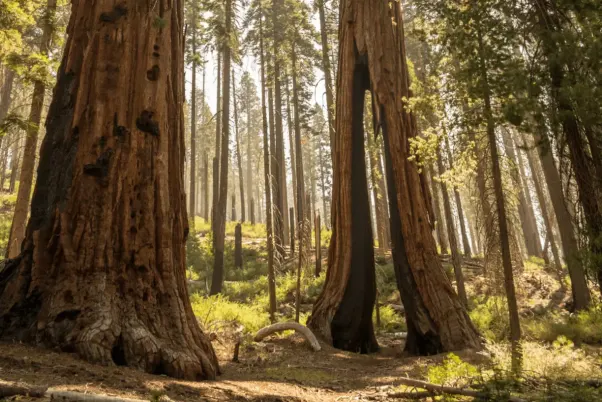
xmin=309 ymin=0 xmax=480 ymax=355
xmin=0 ymin=1 xmax=218 ymax=379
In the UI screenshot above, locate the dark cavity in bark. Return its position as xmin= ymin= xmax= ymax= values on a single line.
xmin=381 ymin=105 xmax=443 ymax=356
xmin=100 ymin=4 xmax=128 ymax=23
xmin=136 ymin=110 xmax=159 ymax=136
xmin=330 ymin=58 xmax=378 ymax=354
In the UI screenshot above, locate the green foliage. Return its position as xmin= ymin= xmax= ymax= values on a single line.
xmin=191 ymin=293 xmax=270 ymax=334
xmin=525 ymin=306 xmax=602 ymax=345
xmin=469 ymin=296 xmax=510 ymax=341
xmin=524 ymin=256 xmax=546 ymax=271
xmin=374 ymin=305 xmax=406 ymax=333
xmin=0 ymin=191 xmax=17 ymax=256
xmin=427 ymin=353 xmax=479 ymax=387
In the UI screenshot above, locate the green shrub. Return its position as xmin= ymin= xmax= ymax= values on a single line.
xmin=427 ymin=353 xmax=479 ymax=387
xmin=469 ymin=296 xmax=510 ymax=341
xmin=524 ymin=306 xmax=602 ymax=344
xmin=374 ymin=305 xmax=406 ymax=333
xmin=191 ymin=293 xmax=270 ymax=334
xmin=524 ymin=256 xmax=546 ymax=272
xmin=223 ymin=276 xmax=268 ymax=303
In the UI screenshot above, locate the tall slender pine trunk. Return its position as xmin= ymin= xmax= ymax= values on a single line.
xmin=210 ymin=0 xmax=233 ymax=295
xmin=233 ymin=69 xmax=245 ymax=222
xmin=259 ymin=7 xmax=277 ymax=320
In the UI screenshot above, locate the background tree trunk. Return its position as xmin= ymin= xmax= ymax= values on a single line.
xmin=427 ymin=164 xmax=448 ymax=254
xmin=444 ymin=135 xmax=471 ymax=257
xmin=533 ymin=130 xmax=590 ymax=309
xmin=0 ymin=0 xmax=218 ymax=379
xmin=211 ymin=0 xmax=233 ymax=295
xmin=233 ymin=70 xmax=245 ymax=222
xmin=317 ymin=0 xmax=335 ymax=160
xmin=189 ymin=22 xmax=197 ymax=220
xmin=436 ymin=140 xmax=468 ymax=307
xmin=212 ymin=52 xmax=221 ymax=230
xmin=7 ymin=0 xmax=56 ymax=258
xmin=259 ymin=8 xmax=277 ymax=321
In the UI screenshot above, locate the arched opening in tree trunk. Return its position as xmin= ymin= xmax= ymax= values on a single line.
xmin=330 ymin=57 xmax=378 ymax=354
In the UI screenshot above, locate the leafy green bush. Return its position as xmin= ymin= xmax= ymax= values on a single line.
xmin=191 ymin=293 xmax=270 ymax=334
xmin=374 ymin=305 xmax=406 ymax=333
xmin=428 ymin=353 xmax=479 ymax=386
xmin=469 ymin=296 xmax=510 ymax=341
xmin=524 ymin=256 xmax=546 ymax=272
xmin=0 ymin=192 xmax=17 ymax=256
xmin=524 ymin=305 xmax=602 ymax=344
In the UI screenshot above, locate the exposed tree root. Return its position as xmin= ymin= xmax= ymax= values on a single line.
xmin=254 ymin=322 xmax=321 ymax=351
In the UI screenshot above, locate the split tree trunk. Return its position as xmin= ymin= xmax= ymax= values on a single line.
xmin=7 ymin=0 xmax=56 ymax=258
xmin=309 ymin=0 xmax=480 ymax=355
xmin=0 ymin=0 xmax=218 ymax=379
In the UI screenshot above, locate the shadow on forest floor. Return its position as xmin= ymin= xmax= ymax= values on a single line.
xmin=0 ymin=333 xmax=481 ymax=402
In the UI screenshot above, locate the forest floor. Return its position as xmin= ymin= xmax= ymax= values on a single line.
xmin=0 ymin=335 xmax=491 ymax=401
xmin=2 ymin=228 xmax=602 ymax=401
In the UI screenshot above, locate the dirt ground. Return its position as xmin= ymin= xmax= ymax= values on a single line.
xmin=0 ymin=333 xmax=488 ymax=401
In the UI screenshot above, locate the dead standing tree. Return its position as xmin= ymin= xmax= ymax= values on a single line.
xmin=308 ymin=0 xmax=481 ymax=355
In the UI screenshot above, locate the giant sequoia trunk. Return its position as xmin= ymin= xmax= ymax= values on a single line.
xmin=308 ymin=0 xmax=480 ymax=355
xmin=0 ymin=1 xmax=218 ymax=379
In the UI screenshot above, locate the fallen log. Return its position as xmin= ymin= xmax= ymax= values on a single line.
xmin=0 ymin=383 xmax=146 ymax=401
xmin=254 ymin=322 xmax=321 ymax=351
xmin=47 ymin=390 xmax=146 ymax=401
xmin=0 ymin=383 xmax=47 ymax=398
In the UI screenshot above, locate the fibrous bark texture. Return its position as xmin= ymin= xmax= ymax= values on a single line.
xmin=309 ymin=0 xmax=480 ymax=355
xmin=0 ymin=1 xmax=218 ymax=380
